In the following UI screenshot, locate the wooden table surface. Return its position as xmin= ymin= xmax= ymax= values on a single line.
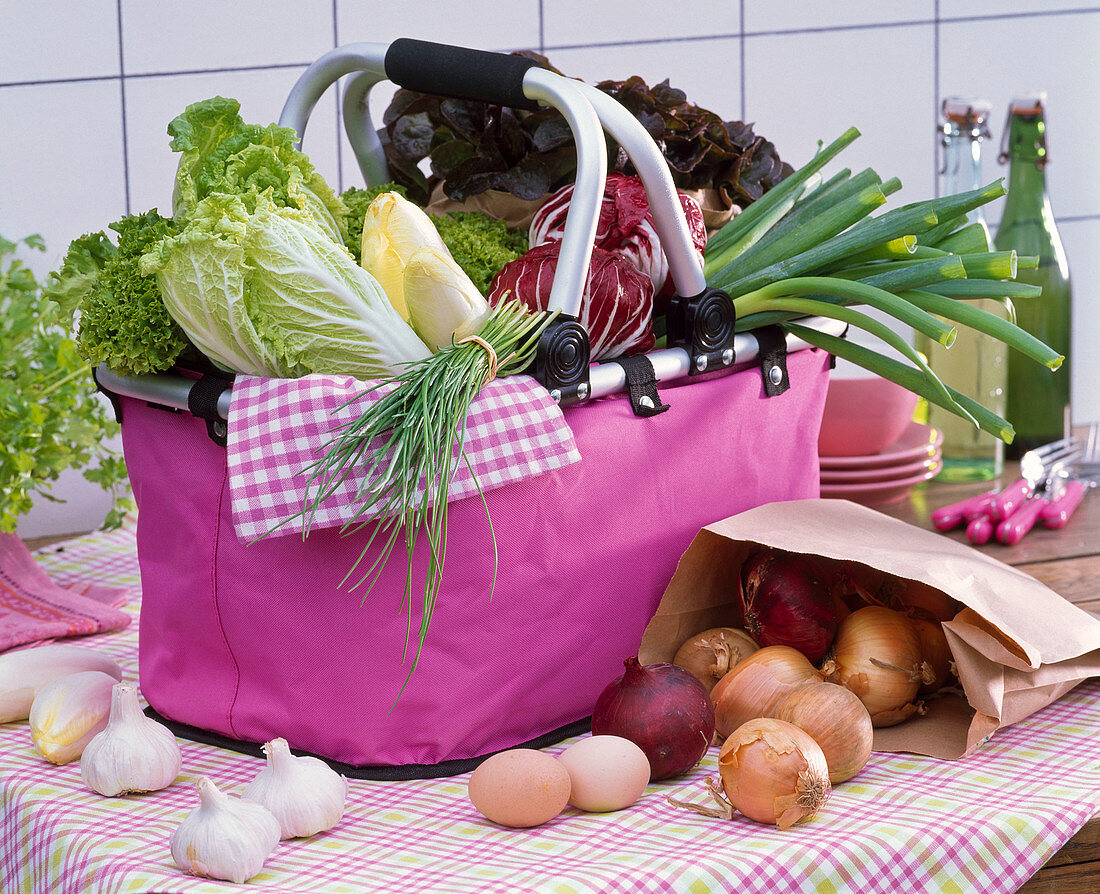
xmin=879 ymin=458 xmax=1100 ymax=894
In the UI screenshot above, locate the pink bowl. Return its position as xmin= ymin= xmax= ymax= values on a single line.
xmin=818 ymin=375 xmax=919 ymax=457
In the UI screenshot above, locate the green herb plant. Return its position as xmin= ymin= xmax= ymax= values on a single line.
xmin=0 ymin=234 xmax=132 ymax=533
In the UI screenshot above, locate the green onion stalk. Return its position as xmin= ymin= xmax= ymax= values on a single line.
xmin=703 ymin=129 xmax=1066 ymax=445
xmin=297 ymin=299 xmax=555 ymax=699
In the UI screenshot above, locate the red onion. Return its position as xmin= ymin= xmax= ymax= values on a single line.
xmin=739 ymin=549 xmax=839 ymax=664
xmin=591 ymin=657 xmax=715 ymax=781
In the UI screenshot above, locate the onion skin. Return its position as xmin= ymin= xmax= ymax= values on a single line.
xmin=673 ymin=628 xmax=759 ymax=694
xmin=591 ymin=657 xmax=715 ymax=781
xmin=718 ymin=718 xmax=831 ymax=829
xmin=773 ymin=682 xmax=873 ymax=784
xmin=826 ymin=606 xmax=931 ymax=728
xmin=910 ymin=617 xmax=953 ymax=695
xmin=711 ymin=646 xmax=824 ymax=740
xmin=740 ymin=549 xmax=839 ymax=664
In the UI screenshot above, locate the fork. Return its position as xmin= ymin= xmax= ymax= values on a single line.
xmin=1040 ymin=423 xmax=1100 ymax=528
xmin=988 ymin=437 xmax=1082 ymax=521
xmin=931 ymin=436 xmax=1080 ymax=531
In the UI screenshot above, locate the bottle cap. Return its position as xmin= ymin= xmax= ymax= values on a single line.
xmin=999 ymin=93 xmax=1049 ymax=167
xmin=943 ymin=97 xmax=992 ymax=125
xmin=942 ymin=97 xmax=992 ymax=141
xmin=1008 ymin=92 xmax=1047 ymax=116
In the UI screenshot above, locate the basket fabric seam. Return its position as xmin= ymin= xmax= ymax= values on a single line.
xmin=210 ymin=444 xmax=243 ymax=739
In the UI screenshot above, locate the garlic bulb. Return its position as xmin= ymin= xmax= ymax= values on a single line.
xmin=242 ymin=737 xmax=347 ymax=839
xmin=29 ymin=671 xmax=117 ymax=765
xmin=0 ymin=644 xmax=122 ymax=722
xmin=80 ymin=682 xmax=181 ymax=796
xmin=171 ymin=776 xmax=281 ymax=884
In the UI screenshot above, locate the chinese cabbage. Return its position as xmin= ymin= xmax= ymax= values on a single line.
xmin=141 ymin=195 xmax=429 ymax=379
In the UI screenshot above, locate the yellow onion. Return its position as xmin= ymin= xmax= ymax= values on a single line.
xmin=910 ymin=617 xmax=953 ymax=695
xmin=403 ymin=246 xmax=490 ymax=352
xmin=711 ymin=646 xmax=824 ymax=739
xmin=360 ymin=191 xmax=448 ymax=319
xmin=718 ymin=718 xmax=831 ymax=829
xmin=672 ymin=627 xmax=759 ymax=694
xmin=896 ymin=580 xmax=959 ymax=622
xmin=773 ymin=682 xmax=873 ymax=784
xmin=825 ymin=606 xmax=933 ymax=727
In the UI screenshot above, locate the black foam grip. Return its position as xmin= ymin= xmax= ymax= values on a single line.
xmin=384 ymin=39 xmax=541 ymax=110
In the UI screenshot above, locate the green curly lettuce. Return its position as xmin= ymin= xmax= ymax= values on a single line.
xmin=45 ymin=211 xmax=191 ymax=376
xmin=168 ymin=96 xmax=349 ymax=243
xmin=429 ymin=211 xmax=528 ymax=295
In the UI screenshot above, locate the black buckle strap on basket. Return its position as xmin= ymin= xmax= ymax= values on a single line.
xmin=606 ymin=354 xmax=669 ymax=417
xmin=187 ymin=375 xmax=231 ymax=446
xmin=665 ymin=287 xmax=737 ymax=376
xmin=530 ymin=314 xmax=592 ymax=405
xmin=755 ymin=325 xmax=791 ymax=397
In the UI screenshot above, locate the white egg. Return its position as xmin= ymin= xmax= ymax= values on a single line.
xmin=559 ymin=735 xmax=651 ymax=813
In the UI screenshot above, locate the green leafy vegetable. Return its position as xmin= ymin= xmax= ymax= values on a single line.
xmin=703 ymin=130 xmax=1064 ymax=442
xmin=341 ymin=182 xmax=407 ymax=262
xmin=45 ymin=211 xmax=191 ymax=376
xmin=141 ymin=195 xmax=430 ymax=379
xmin=0 ymin=234 xmax=131 ymax=533
xmin=168 ymin=96 xmax=349 ymax=244
xmin=429 ymin=211 xmax=528 ymax=295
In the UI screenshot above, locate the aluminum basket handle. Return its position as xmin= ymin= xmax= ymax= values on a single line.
xmin=278 ymin=40 xmax=606 ymax=320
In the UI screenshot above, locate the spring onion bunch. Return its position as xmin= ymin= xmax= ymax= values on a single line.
xmin=298 ymin=299 xmax=555 ymax=697
xmin=703 ymin=127 xmax=1062 ymax=443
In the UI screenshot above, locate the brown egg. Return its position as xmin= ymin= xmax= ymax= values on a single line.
xmin=559 ymin=735 xmax=651 ymax=812
xmin=468 ymin=749 xmax=571 ymax=828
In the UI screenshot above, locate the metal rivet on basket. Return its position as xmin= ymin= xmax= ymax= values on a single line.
xmin=768 ymin=365 xmax=784 ymax=386
xmin=577 ymin=383 xmax=589 ymax=401
xmin=639 ymin=395 xmax=654 ymax=409
xmin=722 ymin=348 xmax=734 ymax=366
xmin=550 ymin=389 xmax=562 ymax=403
xmin=695 ymin=355 xmax=709 ymax=372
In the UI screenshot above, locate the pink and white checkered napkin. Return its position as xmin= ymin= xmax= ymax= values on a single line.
xmin=226 ymin=373 xmax=581 ymax=541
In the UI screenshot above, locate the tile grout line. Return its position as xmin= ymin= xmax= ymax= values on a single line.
xmin=933 ymin=0 xmax=941 ymax=200
xmin=115 ymin=0 xmax=130 ymax=216
xmin=332 ymin=0 xmax=343 ymax=194
xmin=5 ymin=6 xmax=1100 ymax=93
xmin=739 ymin=0 xmax=746 ymax=121
xmin=539 ymin=0 xmax=545 ymax=54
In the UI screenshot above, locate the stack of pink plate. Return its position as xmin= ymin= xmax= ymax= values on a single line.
xmin=820 ymin=422 xmax=944 ymax=505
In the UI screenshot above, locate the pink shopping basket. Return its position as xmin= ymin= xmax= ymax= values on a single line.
xmin=102 ymin=40 xmax=837 ymax=778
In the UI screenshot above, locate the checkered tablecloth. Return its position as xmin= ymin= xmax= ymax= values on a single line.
xmin=4 ymin=524 xmax=1100 ymax=894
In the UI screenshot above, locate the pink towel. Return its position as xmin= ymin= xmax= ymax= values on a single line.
xmin=0 ymin=533 xmax=131 ymax=651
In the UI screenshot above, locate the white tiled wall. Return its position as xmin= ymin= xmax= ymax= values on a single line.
xmin=5 ymin=1 xmax=1098 ymax=536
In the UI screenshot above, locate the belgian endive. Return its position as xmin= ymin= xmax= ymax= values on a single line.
xmin=404 ymin=246 xmax=491 ymax=352
xmin=360 ymin=191 xmax=449 ymax=320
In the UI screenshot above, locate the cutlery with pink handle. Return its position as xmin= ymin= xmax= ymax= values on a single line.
xmin=988 ymin=437 xmax=1080 ymax=521
xmin=996 ymin=498 xmax=1048 ymax=544
xmin=1040 ymin=478 xmax=1094 ymax=529
xmin=966 ymin=513 xmax=995 ymax=545
xmin=932 ymin=492 xmax=995 ymax=531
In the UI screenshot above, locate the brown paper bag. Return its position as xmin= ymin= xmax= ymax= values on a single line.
xmin=424 ymin=185 xmax=544 ymax=232
xmin=638 ymin=498 xmax=1100 ymax=759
